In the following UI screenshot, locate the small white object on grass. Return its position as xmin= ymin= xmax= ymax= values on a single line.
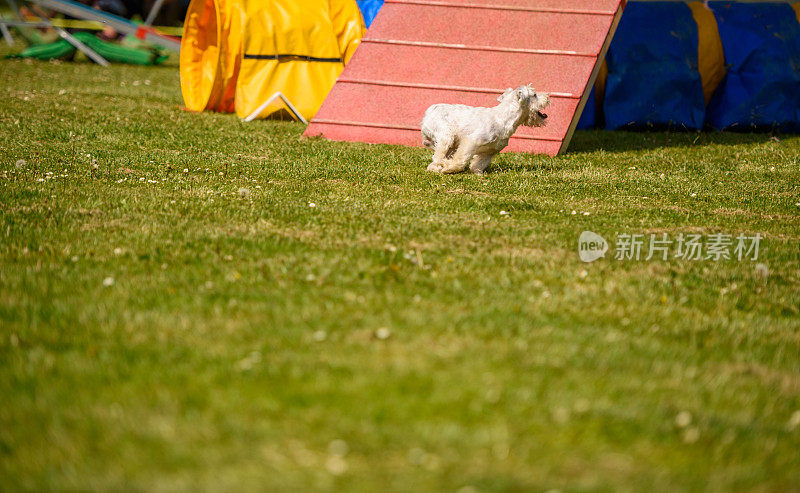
xmin=308 ymin=202 xmax=316 ymax=208
xmin=15 ymin=159 xmax=25 ymax=169
xmin=328 ymin=439 xmax=348 ymax=457
xmin=573 ymin=398 xmax=591 ymax=414
xmin=235 ymin=351 xmax=262 ymax=371
xmin=682 ymin=427 xmax=700 ymax=444
xmin=787 ymin=410 xmax=800 ymax=431
xmin=312 ymin=330 xmax=327 ymax=342
xmin=499 ymin=210 xmax=509 ymax=216
xmin=552 ymin=407 xmax=569 ymax=424
xmin=325 ymin=455 xmax=348 ymax=476
xmin=675 ymin=411 xmax=692 ymax=428
xmin=408 ymin=447 xmax=426 ymax=466
xmin=375 ymin=327 xmax=391 ymax=340
xmin=102 ymin=277 xmax=115 ymax=287
xmin=457 ymin=486 xmax=480 ymax=493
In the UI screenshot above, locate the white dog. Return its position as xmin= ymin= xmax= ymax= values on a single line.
xmin=421 ymin=84 xmax=550 ymax=175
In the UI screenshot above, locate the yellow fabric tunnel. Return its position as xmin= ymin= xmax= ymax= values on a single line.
xmin=180 ymin=0 xmax=365 ymax=120
xmin=180 ymin=0 xmax=245 ymax=113
xmin=688 ymin=1 xmax=726 ymax=105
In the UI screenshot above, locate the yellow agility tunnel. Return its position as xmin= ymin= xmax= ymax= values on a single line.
xmin=180 ymin=0 xmax=365 ymax=120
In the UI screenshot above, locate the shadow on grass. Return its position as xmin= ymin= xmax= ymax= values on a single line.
xmin=567 ymin=130 xmax=784 ymax=154
xmin=493 ymin=156 xmax=562 ymax=175
xmin=492 ymin=129 xmax=792 ymax=174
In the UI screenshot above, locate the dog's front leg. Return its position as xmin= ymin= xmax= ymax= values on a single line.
xmin=469 ymin=153 xmax=493 ymax=175
xmin=440 ymin=141 xmax=477 ymax=174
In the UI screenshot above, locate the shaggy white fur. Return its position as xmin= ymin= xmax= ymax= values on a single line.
xmin=420 ymin=84 xmax=550 ymax=175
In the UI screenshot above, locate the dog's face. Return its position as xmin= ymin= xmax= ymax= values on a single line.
xmin=498 ymin=85 xmax=550 ymax=127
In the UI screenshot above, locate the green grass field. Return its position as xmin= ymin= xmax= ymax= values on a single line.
xmin=1 ymin=52 xmax=800 ymax=491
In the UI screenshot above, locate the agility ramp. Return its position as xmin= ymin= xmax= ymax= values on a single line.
xmin=304 ymin=0 xmax=626 ymax=155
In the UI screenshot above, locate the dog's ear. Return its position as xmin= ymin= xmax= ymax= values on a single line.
xmin=497 ymin=88 xmax=513 ymax=102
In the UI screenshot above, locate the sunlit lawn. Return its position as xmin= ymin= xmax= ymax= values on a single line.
xmin=1 ymin=52 xmax=799 ymax=491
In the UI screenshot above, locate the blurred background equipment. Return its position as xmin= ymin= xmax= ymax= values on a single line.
xmin=4 ymin=0 xmax=798 ymax=139
xmin=1 ymin=0 xmax=182 ymax=65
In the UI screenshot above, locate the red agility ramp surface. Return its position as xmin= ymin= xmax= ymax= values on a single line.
xmin=304 ymin=0 xmax=626 ymax=155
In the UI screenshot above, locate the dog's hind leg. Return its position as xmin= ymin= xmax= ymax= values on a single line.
xmin=427 ymin=161 xmax=443 ymax=173
xmin=469 ymin=153 xmax=493 ymax=175
xmin=427 ymin=134 xmax=455 ymax=173
xmin=427 ymin=144 xmax=447 ymax=172
xmin=441 ymin=140 xmax=477 ymax=174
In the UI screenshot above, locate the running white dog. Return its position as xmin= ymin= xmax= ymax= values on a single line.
xmin=421 ymin=84 xmax=550 ymax=175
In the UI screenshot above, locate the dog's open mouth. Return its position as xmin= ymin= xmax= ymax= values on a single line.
xmin=537 ymin=111 xmax=548 ymax=119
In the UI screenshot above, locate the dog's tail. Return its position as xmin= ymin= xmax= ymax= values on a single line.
xmin=420 ymin=123 xmax=438 ymax=149
xmin=421 ymin=104 xmax=446 ymax=149
xmin=422 ymin=130 xmax=456 ymax=155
